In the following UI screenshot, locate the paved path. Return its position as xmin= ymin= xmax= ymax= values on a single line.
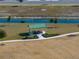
xmin=0 ymin=32 xmax=79 ymax=43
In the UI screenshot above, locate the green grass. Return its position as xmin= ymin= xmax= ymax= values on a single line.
xmin=0 ymin=24 xmax=79 ymax=40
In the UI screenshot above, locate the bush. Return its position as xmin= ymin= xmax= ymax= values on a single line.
xmin=21 ymin=35 xmax=38 ymax=39
xmin=20 ymin=21 xmax=25 ymax=23
xmin=19 ymin=32 xmax=38 ymax=39
xmin=0 ymin=30 xmax=6 ymax=39
xmin=19 ymin=32 xmax=30 ymax=36
xmin=49 ymin=18 xmax=58 ymax=23
xmin=42 ymin=33 xmax=60 ymax=37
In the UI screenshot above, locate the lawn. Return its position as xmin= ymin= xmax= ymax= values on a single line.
xmin=0 ymin=23 xmax=79 ymax=40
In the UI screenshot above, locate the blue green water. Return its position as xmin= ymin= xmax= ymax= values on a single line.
xmin=0 ymin=18 xmax=79 ymax=24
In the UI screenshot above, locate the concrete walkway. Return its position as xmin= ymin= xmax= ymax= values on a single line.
xmin=36 ymin=34 xmax=45 ymax=39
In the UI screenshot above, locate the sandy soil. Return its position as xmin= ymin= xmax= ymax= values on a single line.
xmin=0 ymin=6 xmax=79 ymax=17
xmin=0 ymin=35 xmax=79 ymax=59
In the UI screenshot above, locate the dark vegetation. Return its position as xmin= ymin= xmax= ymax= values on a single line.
xmin=20 ymin=21 xmax=25 ymax=23
xmin=19 ymin=32 xmax=60 ymax=39
xmin=71 ymin=5 xmax=79 ymax=7
xmin=7 ymin=16 xmax=11 ymax=22
xmin=0 ymin=29 xmax=6 ymax=39
xmin=42 ymin=33 xmax=60 ymax=37
xmin=18 ymin=0 xmax=23 ymax=2
xmin=49 ymin=18 xmax=58 ymax=23
xmin=19 ymin=32 xmax=38 ymax=39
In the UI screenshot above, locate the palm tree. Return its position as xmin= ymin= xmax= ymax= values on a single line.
xmin=54 ymin=18 xmax=58 ymax=23
xmin=7 ymin=16 xmax=11 ymax=22
xmin=49 ymin=18 xmax=58 ymax=23
xmin=20 ymin=21 xmax=25 ymax=23
xmin=49 ymin=18 xmax=54 ymax=23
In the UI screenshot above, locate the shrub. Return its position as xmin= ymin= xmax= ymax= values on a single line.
xmin=42 ymin=33 xmax=60 ymax=37
xmin=19 ymin=32 xmax=30 ymax=36
xmin=20 ymin=21 xmax=25 ymax=23
xmin=19 ymin=32 xmax=38 ymax=39
xmin=0 ymin=30 xmax=6 ymax=39
xmin=49 ymin=18 xmax=58 ymax=23
xmin=21 ymin=35 xmax=38 ymax=39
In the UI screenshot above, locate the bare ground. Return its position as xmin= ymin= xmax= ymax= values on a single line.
xmin=0 ymin=6 xmax=79 ymax=17
xmin=0 ymin=35 xmax=79 ymax=59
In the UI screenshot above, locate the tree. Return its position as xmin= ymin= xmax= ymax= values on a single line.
xmin=49 ymin=19 xmax=54 ymax=23
xmin=49 ymin=18 xmax=58 ymax=23
xmin=20 ymin=21 xmax=25 ymax=23
xmin=0 ymin=30 xmax=6 ymax=39
xmin=54 ymin=18 xmax=58 ymax=23
xmin=7 ymin=16 xmax=11 ymax=22
xmin=18 ymin=0 xmax=23 ymax=2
